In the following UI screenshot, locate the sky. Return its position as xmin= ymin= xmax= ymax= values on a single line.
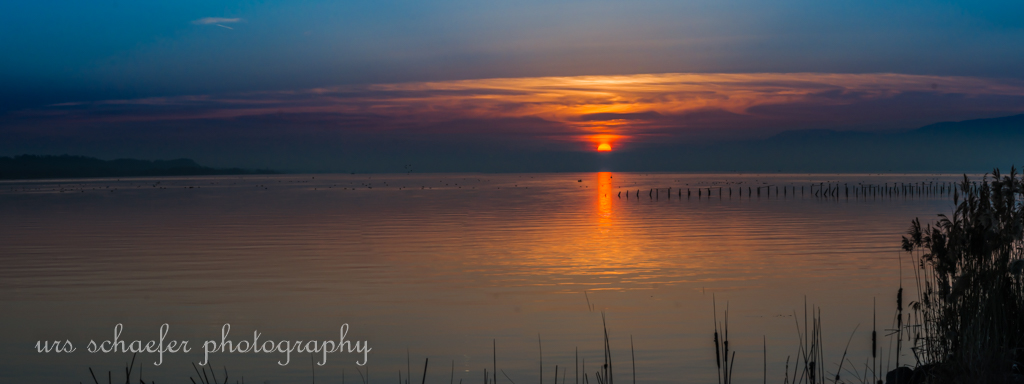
xmin=3 ymin=0 xmax=1024 ymax=171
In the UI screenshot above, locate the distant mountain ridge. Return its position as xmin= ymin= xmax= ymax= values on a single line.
xmin=0 ymin=155 xmax=276 ymax=180
xmin=764 ymin=113 xmax=1024 ymax=141
xmin=2 ymin=114 xmax=1023 ymax=174
xmin=595 ymin=113 xmax=1024 ymax=173
xmin=915 ymin=113 xmax=1024 ymax=135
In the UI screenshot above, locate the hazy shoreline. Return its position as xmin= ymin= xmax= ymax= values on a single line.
xmin=0 ymin=154 xmax=277 ymax=180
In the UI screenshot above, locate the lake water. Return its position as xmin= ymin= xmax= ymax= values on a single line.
xmin=0 ymin=172 xmax=968 ymax=383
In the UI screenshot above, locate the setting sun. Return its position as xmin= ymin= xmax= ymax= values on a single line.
xmin=597 ymin=143 xmax=612 ymax=152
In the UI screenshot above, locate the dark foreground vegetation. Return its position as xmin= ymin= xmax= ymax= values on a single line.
xmin=900 ymin=168 xmax=1024 ymax=383
xmin=0 ymin=154 xmax=276 ymax=180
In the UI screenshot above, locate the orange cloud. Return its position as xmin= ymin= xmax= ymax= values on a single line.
xmin=33 ymin=73 xmax=1024 ymax=150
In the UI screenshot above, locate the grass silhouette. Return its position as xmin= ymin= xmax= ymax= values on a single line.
xmin=901 ymin=168 xmax=1024 ymax=382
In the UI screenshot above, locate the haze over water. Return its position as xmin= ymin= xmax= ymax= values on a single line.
xmin=0 ymin=172 xmax=967 ymax=383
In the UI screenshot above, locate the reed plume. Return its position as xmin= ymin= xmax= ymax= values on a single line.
xmin=901 ymin=167 xmax=1024 ymax=382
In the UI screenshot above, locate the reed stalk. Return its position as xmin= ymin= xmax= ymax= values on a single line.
xmin=901 ymin=168 xmax=1024 ymax=382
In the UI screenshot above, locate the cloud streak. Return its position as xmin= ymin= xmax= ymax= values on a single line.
xmin=192 ymin=17 xmax=241 ymax=25
xmin=16 ymin=73 xmax=1024 ymax=150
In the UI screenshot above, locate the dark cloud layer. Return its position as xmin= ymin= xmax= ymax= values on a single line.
xmin=3 ymin=73 xmax=1024 ymax=172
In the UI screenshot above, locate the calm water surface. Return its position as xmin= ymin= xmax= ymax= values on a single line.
xmin=0 ymin=173 xmax=968 ymax=383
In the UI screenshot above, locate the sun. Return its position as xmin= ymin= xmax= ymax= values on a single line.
xmin=597 ymin=143 xmax=612 ymax=152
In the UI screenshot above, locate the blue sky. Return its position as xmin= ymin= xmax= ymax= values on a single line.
xmin=4 ymin=0 xmax=1023 ymax=107
xmin=2 ymin=0 xmax=1024 ymax=171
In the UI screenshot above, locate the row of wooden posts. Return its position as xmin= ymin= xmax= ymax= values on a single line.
xmin=617 ymin=181 xmax=976 ymax=200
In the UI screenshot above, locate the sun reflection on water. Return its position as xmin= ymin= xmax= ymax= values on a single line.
xmin=596 ymin=172 xmax=614 ymax=226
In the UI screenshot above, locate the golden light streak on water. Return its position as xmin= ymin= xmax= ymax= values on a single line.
xmin=0 ymin=172 xmax=978 ymax=383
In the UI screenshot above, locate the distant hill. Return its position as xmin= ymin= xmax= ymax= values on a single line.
xmin=0 ymin=155 xmax=277 ymax=180
xmin=3 ymin=114 xmax=1023 ymax=174
xmin=592 ymin=113 xmax=1024 ymax=173
xmin=916 ymin=114 xmax=1024 ymax=135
